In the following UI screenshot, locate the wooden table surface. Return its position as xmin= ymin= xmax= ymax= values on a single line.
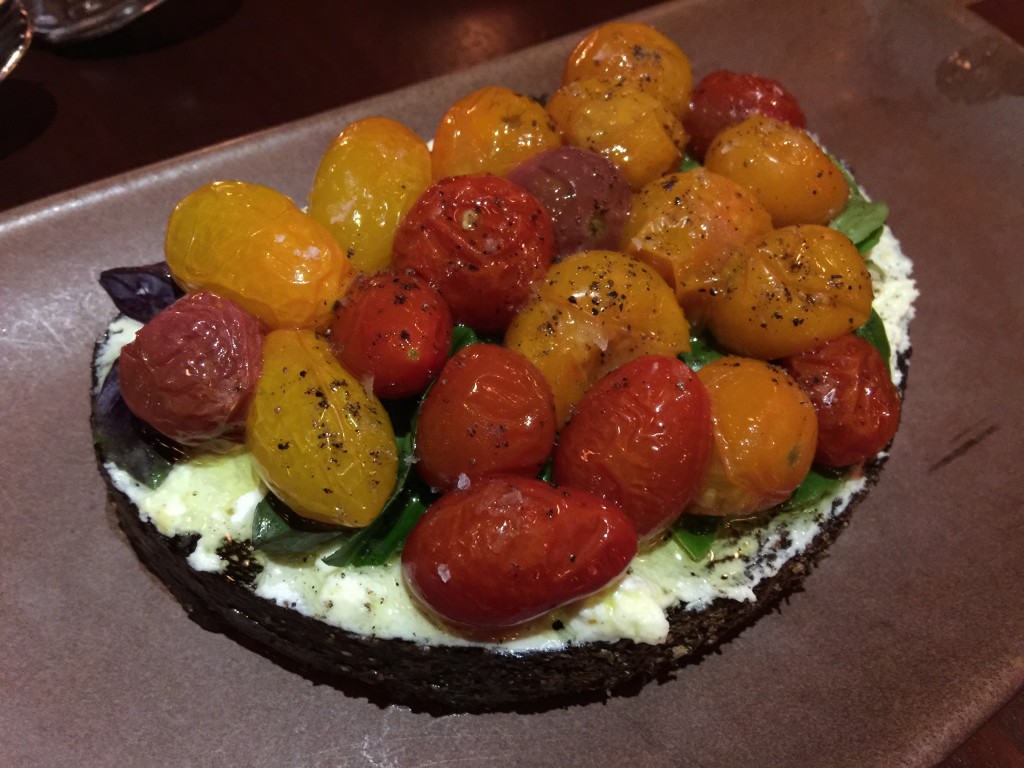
xmin=1 ymin=1 xmax=1021 ymax=765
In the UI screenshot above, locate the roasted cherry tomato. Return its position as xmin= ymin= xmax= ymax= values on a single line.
xmin=415 ymin=344 xmax=556 ymax=492
xmin=119 ymin=291 xmax=265 ymax=448
xmin=392 ymin=174 xmax=556 ymax=333
xmin=692 ymin=357 xmax=818 ymax=517
xmin=705 ymin=224 xmax=874 ymax=360
xmin=623 ymin=168 xmax=772 ymax=316
xmin=506 ymin=146 xmax=633 ymax=258
xmin=546 ymin=77 xmax=688 ymax=191
xmin=553 ymin=355 xmax=713 ymax=542
xmin=505 ymin=250 xmax=691 ymax=425
xmin=247 ymin=329 xmax=398 ymax=527
xmin=704 ymin=115 xmax=848 ymax=227
xmin=685 ymin=70 xmax=807 ymax=160
xmin=329 ymin=272 xmax=453 ymax=399
xmin=431 ymin=86 xmax=562 ymax=180
xmin=781 ymin=333 xmax=901 ymax=467
xmin=562 ymin=21 xmax=694 ymax=122
xmin=165 ymin=181 xmax=351 ymax=330
xmin=402 ymin=476 xmax=638 ymax=629
xmin=308 ymin=117 xmax=432 ymax=275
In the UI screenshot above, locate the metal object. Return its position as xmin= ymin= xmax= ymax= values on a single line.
xmin=26 ymin=0 xmax=167 ymax=44
xmin=0 ymin=0 xmax=32 ymax=81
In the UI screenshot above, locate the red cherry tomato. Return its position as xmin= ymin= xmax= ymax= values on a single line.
xmin=402 ymin=476 xmax=638 ymax=629
xmin=781 ymin=333 xmax=901 ymax=467
xmin=119 ymin=291 xmax=265 ymax=447
xmin=415 ymin=344 xmax=556 ymax=492
xmin=685 ymin=70 xmax=807 ymax=160
xmin=329 ymin=272 xmax=453 ymax=399
xmin=553 ymin=355 xmax=713 ymax=541
xmin=391 ymin=174 xmax=556 ymax=333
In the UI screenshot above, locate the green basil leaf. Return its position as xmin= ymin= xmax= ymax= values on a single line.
xmin=678 ymin=153 xmax=702 ymax=173
xmin=671 ymin=514 xmax=720 ymax=562
xmin=777 ymin=467 xmax=844 ymax=513
xmin=450 ymin=325 xmax=484 ymax=354
xmin=251 ymin=495 xmax=346 ymax=555
xmin=829 ymin=158 xmax=889 ymax=253
xmin=322 ymin=492 xmax=430 ymax=567
xmin=680 ymin=328 xmax=725 ymax=371
xmin=853 ymin=308 xmax=892 ymax=368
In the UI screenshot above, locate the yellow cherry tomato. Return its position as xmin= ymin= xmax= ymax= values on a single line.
xmin=247 ymin=330 xmax=398 ymax=528
xmin=622 ymin=168 xmax=773 ymax=316
xmin=308 ymin=117 xmax=432 ymax=275
xmin=705 ymin=224 xmax=873 ymax=360
xmin=562 ymin=21 xmax=693 ymax=121
xmin=166 ymin=181 xmax=351 ymax=330
xmin=704 ymin=115 xmax=849 ymax=227
xmin=431 ymin=86 xmax=562 ymax=180
xmin=505 ymin=250 xmax=690 ymax=425
xmin=546 ymin=78 xmax=688 ymax=191
xmin=692 ymin=357 xmax=818 ymax=517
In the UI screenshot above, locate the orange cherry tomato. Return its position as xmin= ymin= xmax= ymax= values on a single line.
xmin=782 ymin=333 xmax=902 ymax=467
xmin=692 ymin=357 xmax=818 ymax=517
xmin=553 ymin=355 xmax=713 ymax=542
xmin=165 ymin=181 xmax=351 ymax=331
xmin=329 ymin=272 xmax=453 ymax=400
xmin=622 ymin=168 xmax=773 ymax=316
xmin=392 ymin=174 xmax=556 ymax=333
xmin=431 ymin=86 xmax=562 ymax=180
xmin=415 ymin=344 xmax=557 ymax=493
xmin=704 ymin=114 xmax=848 ymax=227
xmin=705 ymin=224 xmax=874 ymax=360
xmin=308 ymin=117 xmax=432 ymax=275
xmin=505 ymin=250 xmax=690 ymax=425
xmin=402 ymin=476 xmax=638 ymax=629
xmin=562 ymin=21 xmax=693 ymax=121
xmin=546 ymin=77 xmax=688 ymax=191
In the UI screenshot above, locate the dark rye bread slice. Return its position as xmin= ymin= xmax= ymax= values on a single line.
xmin=93 ymin=350 xmax=908 ymax=713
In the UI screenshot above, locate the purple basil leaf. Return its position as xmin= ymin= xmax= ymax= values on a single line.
xmin=99 ymin=262 xmax=184 ymax=322
xmin=92 ymin=361 xmax=186 ymax=488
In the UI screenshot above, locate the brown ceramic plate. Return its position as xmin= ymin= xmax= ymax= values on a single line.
xmin=2 ymin=1 xmax=1022 ymax=765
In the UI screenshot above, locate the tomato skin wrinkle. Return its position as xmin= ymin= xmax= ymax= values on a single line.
xmin=554 ymin=355 xmax=713 ymax=540
xmin=401 ymin=477 xmax=637 ymax=629
xmin=415 ymin=344 xmax=556 ymax=492
xmin=330 ymin=272 xmax=452 ymax=399
xmin=782 ymin=333 xmax=901 ymax=467
xmin=393 ymin=174 xmax=555 ymax=333
xmin=119 ymin=291 xmax=266 ymax=448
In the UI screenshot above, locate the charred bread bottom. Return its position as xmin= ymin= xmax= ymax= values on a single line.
xmin=93 ymin=368 xmax=905 ymax=714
